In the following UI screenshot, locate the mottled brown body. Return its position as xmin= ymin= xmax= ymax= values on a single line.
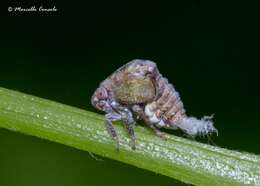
xmin=98 ymin=60 xmax=157 ymax=104
xmin=91 ymin=59 xmax=216 ymax=149
xmin=114 ymin=76 xmax=155 ymax=104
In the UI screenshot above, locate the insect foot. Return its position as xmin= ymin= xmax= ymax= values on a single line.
xmin=91 ymin=59 xmax=217 ymax=150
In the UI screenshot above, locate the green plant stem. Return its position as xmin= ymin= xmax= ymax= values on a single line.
xmin=0 ymin=87 xmax=259 ymax=186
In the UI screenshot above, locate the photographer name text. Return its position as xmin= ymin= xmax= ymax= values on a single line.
xmin=8 ymin=6 xmax=57 ymax=12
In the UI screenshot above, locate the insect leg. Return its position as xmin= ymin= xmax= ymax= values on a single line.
xmin=123 ymin=120 xmax=136 ymax=150
xmin=147 ymin=124 xmax=166 ymax=139
xmin=110 ymin=102 xmax=137 ymax=149
xmin=105 ymin=112 xmax=121 ymax=150
xmin=120 ymin=109 xmax=136 ymax=150
xmin=132 ymin=105 xmax=166 ymax=139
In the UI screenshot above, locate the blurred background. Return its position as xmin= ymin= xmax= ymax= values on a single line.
xmin=0 ymin=1 xmax=259 ymax=186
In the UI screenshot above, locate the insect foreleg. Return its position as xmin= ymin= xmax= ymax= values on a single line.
xmin=105 ymin=112 xmax=121 ymax=150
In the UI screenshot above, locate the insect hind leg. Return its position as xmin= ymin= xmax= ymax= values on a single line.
xmin=132 ymin=105 xmax=166 ymax=139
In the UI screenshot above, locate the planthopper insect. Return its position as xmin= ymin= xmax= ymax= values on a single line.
xmin=91 ymin=59 xmax=217 ymax=149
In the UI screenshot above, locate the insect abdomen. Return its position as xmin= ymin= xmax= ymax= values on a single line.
xmin=145 ymin=75 xmax=186 ymax=127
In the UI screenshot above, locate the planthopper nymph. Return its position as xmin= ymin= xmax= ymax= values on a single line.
xmin=91 ymin=59 xmax=217 ymax=149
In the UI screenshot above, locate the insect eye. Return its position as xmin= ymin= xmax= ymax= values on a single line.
xmin=96 ymin=87 xmax=108 ymax=100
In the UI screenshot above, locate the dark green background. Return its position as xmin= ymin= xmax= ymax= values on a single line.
xmin=1 ymin=1 xmax=259 ymax=186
